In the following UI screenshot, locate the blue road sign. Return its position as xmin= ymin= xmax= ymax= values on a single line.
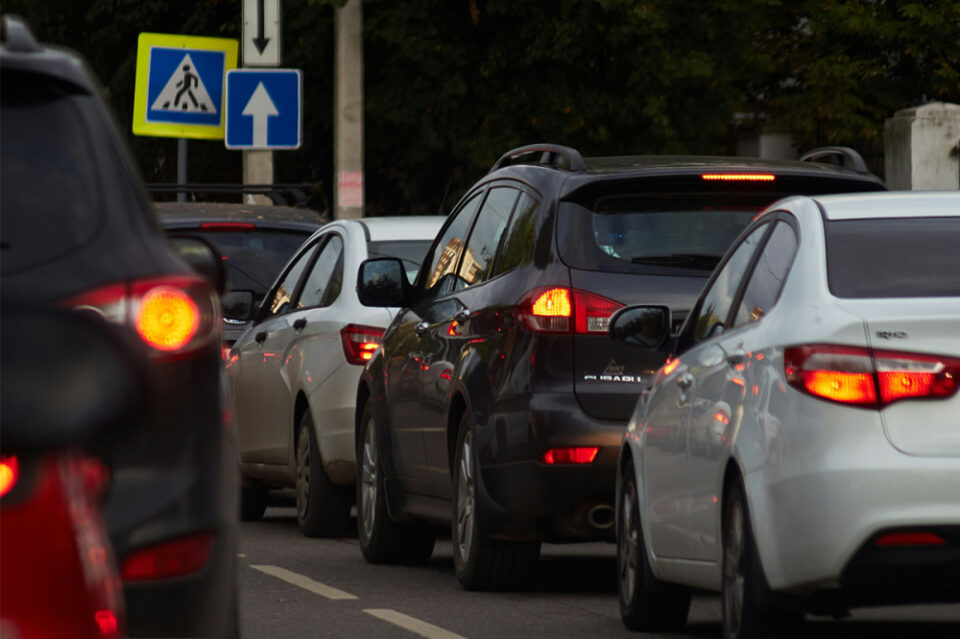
xmin=225 ymin=69 xmax=302 ymax=150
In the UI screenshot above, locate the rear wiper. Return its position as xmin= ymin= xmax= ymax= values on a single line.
xmin=630 ymin=254 xmax=721 ymax=269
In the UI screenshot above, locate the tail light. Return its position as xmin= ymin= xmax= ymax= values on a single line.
xmin=65 ymin=275 xmax=218 ymax=360
xmin=121 ymin=532 xmax=214 ymax=581
xmin=0 ymin=455 xmax=19 ymax=498
xmin=340 ymin=324 xmax=384 ymax=365
xmin=784 ymin=345 xmax=960 ymax=408
xmin=518 ymin=287 xmax=623 ymax=335
xmin=540 ymin=447 xmax=599 ymax=465
xmin=875 ymin=531 xmax=946 ymax=547
xmin=701 ymin=173 xmax=776 ymax=182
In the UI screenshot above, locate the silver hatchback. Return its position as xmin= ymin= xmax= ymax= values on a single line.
xmin=612 ymin=192 xmax=960 ymax=638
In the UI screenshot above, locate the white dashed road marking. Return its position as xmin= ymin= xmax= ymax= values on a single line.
xmin=363 ymin=609 xmax=468 ymax=639
xmin=250 ymin=565 xmax=358 ymax=600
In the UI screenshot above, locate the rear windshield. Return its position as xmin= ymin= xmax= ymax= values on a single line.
xmin=367 ymin=240 xmax=432 ymax=282
xmin=825 ymin=217 xmax=960 ymax=298
xmin=1 ymin=73 xmax=102 ymax=274
xmin=559 ymin=177 xmax=884 ymax=275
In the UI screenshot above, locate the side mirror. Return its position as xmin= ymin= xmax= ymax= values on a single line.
xmin=1 ymin=308 xmax=147 ymax=453
xmin=357 ymin=258 xmax=410 ymax=307
xmin=222 ymin=290 xmax=255 ymax=322
xmin=608 ymin=305 xmax=671 ymax=349
xmin=168 ymin=235 xmax=226 ymax=296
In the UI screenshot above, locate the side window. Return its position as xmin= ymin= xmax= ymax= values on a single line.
xmin=690 ymin=224 xmax=769 ymax=343
xmin=732 ymin=221 xmax=798 ymax=327
xmin=458 ymin=187 xmax=519 ymax=287
xmin=421 ymin=193 xmax=482 ymax=299
xmin=490 ymin=191 xmax=539 ymax=278
xmin=298 ymin=234 xmax=345 ymax=309
xmin=265 ymin=242 xmax=318 ymax=318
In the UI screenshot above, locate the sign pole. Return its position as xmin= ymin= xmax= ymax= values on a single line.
xmin=241 ymin=0 xmax=282 ymax=205
xmin=334 ymin=0 xmax=364 ymax=219
xmin=177 ymin=138 xmax=188 ymax=203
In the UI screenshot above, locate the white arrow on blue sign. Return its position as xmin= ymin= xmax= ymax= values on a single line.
xmin=225 ymin=68 xmax=301 ymax=150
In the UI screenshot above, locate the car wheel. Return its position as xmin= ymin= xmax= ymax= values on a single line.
xmin=722 ymin=479 xmax=802 ymax=639
xmin=356 ymin=395 xmax=436 ymax=564
xmin=618 ymin=465 xmax=690 ymax=631
xmin=295 ymin=410 xmax=352 ymax=537
xmin=239 ymin=484 xmax=268 ymax=521
xmin=451 ymin=412 xmax=539 ymax=591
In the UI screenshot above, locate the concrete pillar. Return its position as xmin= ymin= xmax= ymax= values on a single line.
xmin=334 ymin=0 xmax=364 ymax=219
xmin=884 ymin=102 xmax=960 ymax=190
xmin=243 ymin=150 xmax=274 ymax=205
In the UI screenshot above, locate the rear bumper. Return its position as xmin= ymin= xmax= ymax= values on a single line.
xmin=475 ymin=392 xmax=626 ymax=541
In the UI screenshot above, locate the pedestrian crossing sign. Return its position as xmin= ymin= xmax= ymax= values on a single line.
xmin=133 ymin=33 xmax=238 ymax=140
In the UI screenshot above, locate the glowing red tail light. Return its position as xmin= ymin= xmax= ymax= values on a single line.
xmin=65 ymin=276 xmax=218 ymax=360
xmin=340 ymin=324 xmax=384 ymax=365
xmin=198 ymin=222 xmax=256 ymax=231
xmin=784 ymin=345 xmax=960 ymax=408
xmin=0 ymin=455 xmax=19 ymax=498
xmin=540 ymin=447 xmax=600 ymax=465
xmin=701 ymin=173 xmax=776 ymax=182
xmin=875 ymin=531 xmax=946 ymax=547
xmin=518 ymin=287 xmax=623 ymax=334
xmin=121 ymin=532 xmax=214 ymax=581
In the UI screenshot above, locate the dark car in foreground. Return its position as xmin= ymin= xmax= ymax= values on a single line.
xmin=354 ymin=143 xmax=886 ymax=590
xmin=157 ymin=201 xmax=325 ymax=356
xmin=1 ymin=17 xmax=237 ymax=637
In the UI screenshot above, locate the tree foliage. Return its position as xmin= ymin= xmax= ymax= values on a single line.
xmin=7 ymin=0 xmax=958 ymax=214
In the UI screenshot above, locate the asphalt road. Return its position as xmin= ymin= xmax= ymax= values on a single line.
xmin=239 ymin=502 xmax=960 ymax=639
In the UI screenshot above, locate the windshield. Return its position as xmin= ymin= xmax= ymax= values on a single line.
xmin=367 ymin=240 xmax=433 ymax=282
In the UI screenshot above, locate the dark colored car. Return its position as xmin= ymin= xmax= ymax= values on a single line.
xmin=157 ymin=201 xmax=324 ymax=356
xmin=1 ymin=17 xmax=237 ymax=637
xmin=353 ymin=143 xmax=886 ymax=590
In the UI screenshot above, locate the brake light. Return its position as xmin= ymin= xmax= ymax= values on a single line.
xmin=701 ymin=173 xmax=776 ymax=182
xmin=340 ymin=324 xmax=384 ymax=365
xmin=518 ymin=287 xmax=623 ymax=334
xmin=875 ymin=531 xmax=946 ymax=547
xmin=121 ymin=532 xmax=214 ymax=581
xmin=65 ymin=276 xmax=218 ymax=359
xmin=95 ymin=610 xmax=120 ymax=638
xmin=0 ymin=455 xmax=19 ymax=497
xmin=784 ymin=345 xmax=960 ymax=408
xmin=198 ymin=222 xmax=256 ymax=231
xmin=540 ymin=447 xmax=599 ymax=465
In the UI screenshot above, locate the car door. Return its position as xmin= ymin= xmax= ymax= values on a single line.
xmin=234 ymin=239 xmax=319 ymax=464
xmin=419 ymin=185 xmax=520 ymax=498
xmin=384 ymin=193 xmax=483 ymax=495
xmin=685 ymin=219 xmax=798 ymax=561
xmin=644 ymin=222 xmax=770 ymax=560
xmin=259 ymin=233 xmax=346 ymax=470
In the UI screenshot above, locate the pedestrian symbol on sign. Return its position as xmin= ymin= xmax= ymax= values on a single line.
xmin=150 ymin=54 xmax=216 ymax=114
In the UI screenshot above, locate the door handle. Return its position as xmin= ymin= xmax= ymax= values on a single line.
xmin=677 ymin=372 xmax=695 ymax=391
xmin=454 ymin=308 xmax=471 ymax=322
xmin=415 ymin=321 xmax=429 ymax=336
xmin=293 ymin=318 xmax=307 ymax=331
xmin=255 ymin=331 xmax=268 ymax=344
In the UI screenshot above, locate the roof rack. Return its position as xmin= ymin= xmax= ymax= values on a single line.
xmin=146 ymin=183 xmax=326 ymax=211
xmin=1 ymin=16 xmax=42 ymax=53
xmin=799 ymin=146 xmax=870 ymax=175
xmin=490 ymin=144 xmax=586 ymax=173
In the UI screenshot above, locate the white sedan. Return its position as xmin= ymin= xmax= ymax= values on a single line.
xmin=610 ymin=192 xmax=960 ymax=638
xmin=226 ymin=216 xmax=444 ymax=536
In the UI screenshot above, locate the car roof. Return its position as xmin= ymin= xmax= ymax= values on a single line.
xmin=155 ymin=202 xmax=325 ymax=232
xmin=813 ymin=191 xmax=960 ymax=221
xmin=356 ymin=216 xmax=446 ymax=242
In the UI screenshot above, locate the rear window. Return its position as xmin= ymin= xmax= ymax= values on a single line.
xmin=825 ymin=217 xmax=960 ymax=298
xmin=558 ymin=176 xmax=884 ymax=275
xmin=1 ymin=73 xmax=102 ymax=274
xmin=367 ymin=240 xmax=432 ymax=282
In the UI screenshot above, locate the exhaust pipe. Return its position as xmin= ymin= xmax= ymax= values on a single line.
xmin=587 ymin=504 xmax=615 ymax=530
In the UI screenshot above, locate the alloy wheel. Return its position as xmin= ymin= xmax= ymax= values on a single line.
xmin=723 ymin=497 xmax=746 ymax=638
xmin=360 ymin=417 xmax=378 ymax=538
xmin=456 ymin=431 xmax=475 ymax=560
xmin=296 ymin=423 xmax=311 ymax=520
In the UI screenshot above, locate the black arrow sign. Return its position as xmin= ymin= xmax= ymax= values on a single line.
xmin=253 ymin=0 xmax=270 ymax=55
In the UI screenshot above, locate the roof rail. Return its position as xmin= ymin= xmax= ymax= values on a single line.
xmin=145 ymin=183 xmax=326 ymax=211
xmin=1 ymin=16 xmax=42 ymax=53
xmin=799 ymin=146 xmax=870 ymax=175
xmin=490 ymin=144 xmax=586 ymax=173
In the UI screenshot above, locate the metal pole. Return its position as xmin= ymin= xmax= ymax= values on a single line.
xmin=177 ymin=138 xmax=188 ymax=203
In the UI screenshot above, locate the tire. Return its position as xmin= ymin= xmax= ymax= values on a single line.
xmin=356 ymin=396 xmax=436 ymax=564
xmin=451 ymin=412 xmax=539 ymax=591
xmin=618 ymin=466 xmax=690 ymax=631
xmin=722 ymin=479 xmax=803 ymax=639
xmin=296 ymin=410 xmax=352 ymax=537
xmin=239 ymin=484 xmax=268 ymax=521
